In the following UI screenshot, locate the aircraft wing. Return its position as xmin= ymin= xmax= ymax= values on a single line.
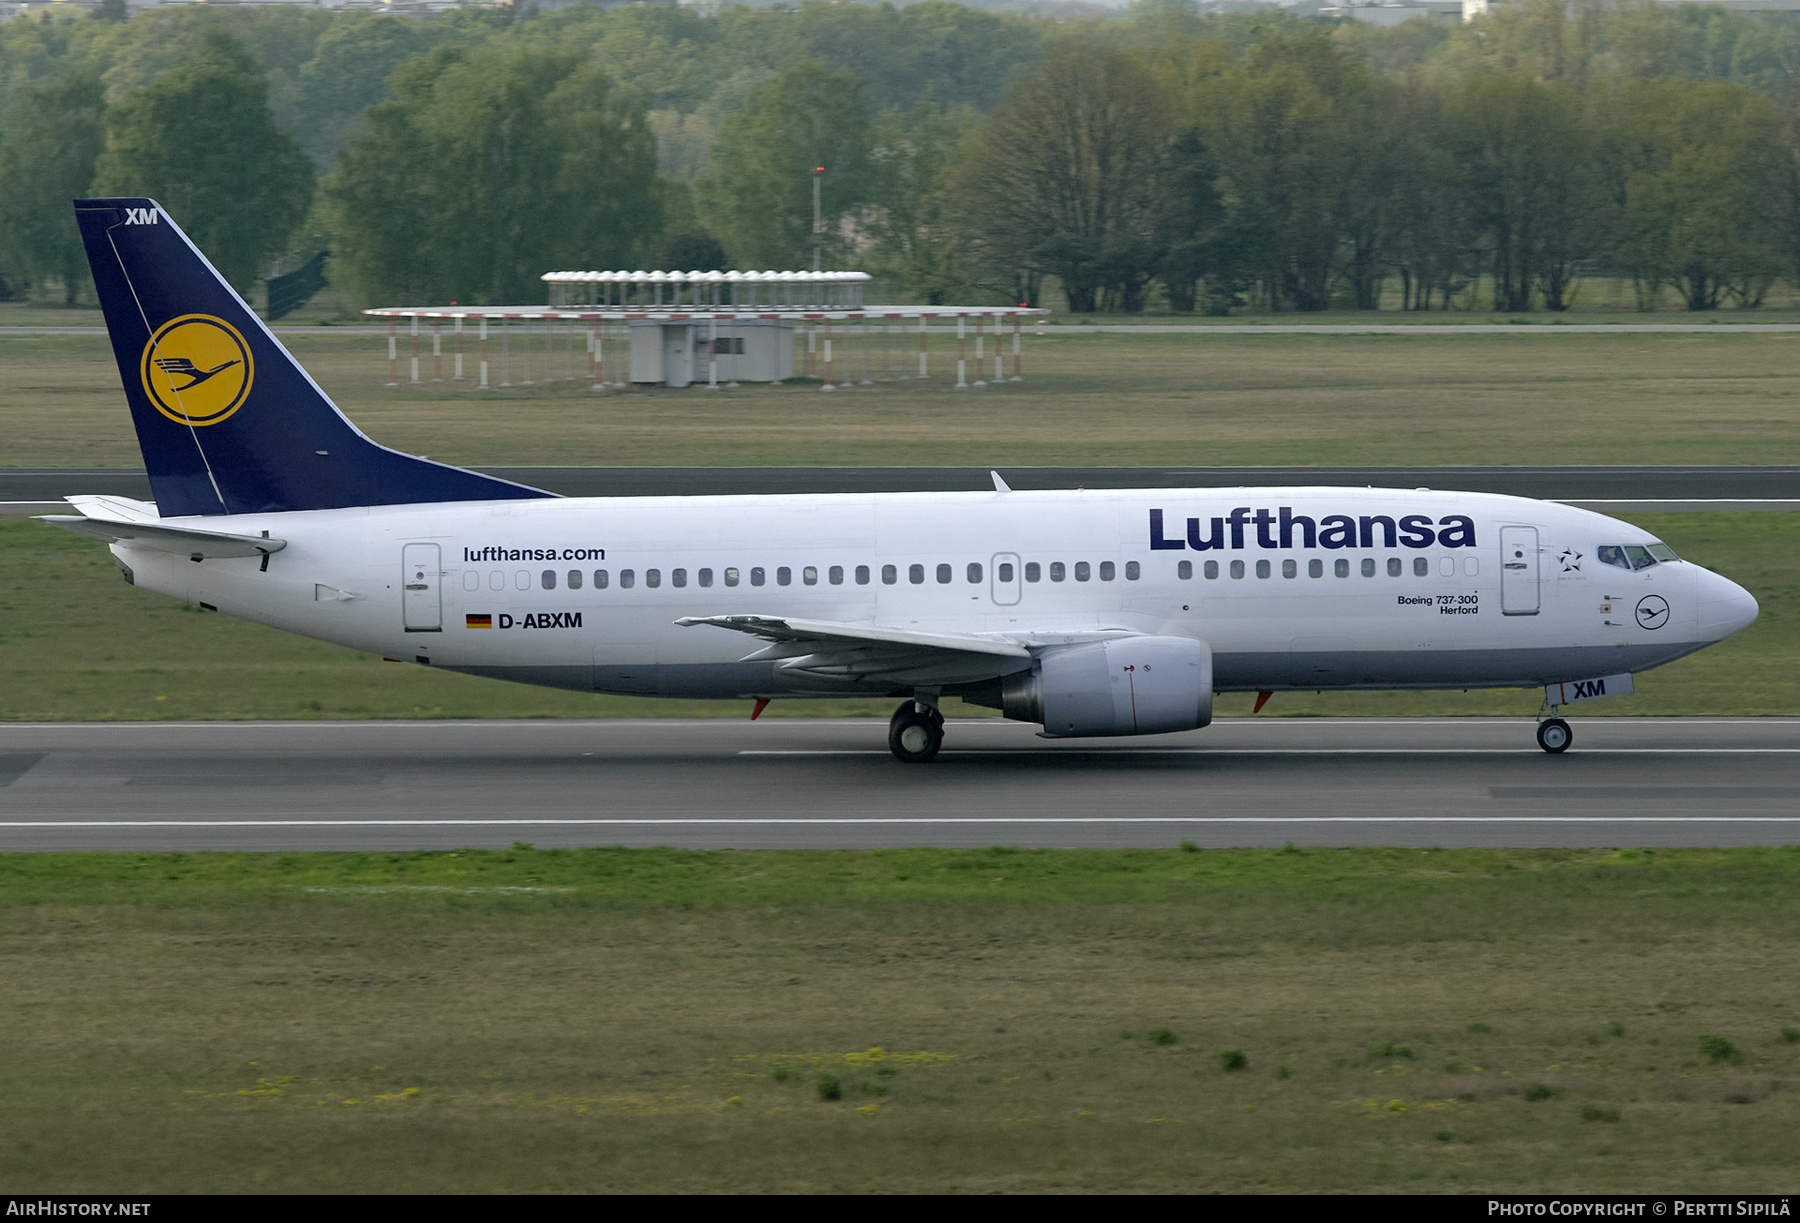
xmin=39 ymin=498 xmax=286 ymax=560
xmin=675 ymin=614 xmax=1031 ymax=686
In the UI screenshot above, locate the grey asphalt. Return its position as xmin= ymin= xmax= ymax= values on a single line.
xmin=13 ymin=322 xmax=1800 ymax=336
xmin=5 ymin=464 xmax=1798 ymax=508
xmin=1 ymin=717 xmax=1793 ymax=852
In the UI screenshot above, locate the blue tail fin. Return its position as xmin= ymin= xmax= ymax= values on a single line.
xmin=74 ymin=198 xmax=553 ymax=517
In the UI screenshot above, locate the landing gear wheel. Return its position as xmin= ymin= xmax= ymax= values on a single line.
xmin=1537 ymin=717 xmax=1572 ymax=754
xmin=889 ymin=709 xmax=944 ymax=764
xmin=890 ymin=701 xmax=944 ymax=730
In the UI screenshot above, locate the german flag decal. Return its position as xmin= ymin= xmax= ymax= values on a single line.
xmin=466 ymin=614 xmax=493 ymax=629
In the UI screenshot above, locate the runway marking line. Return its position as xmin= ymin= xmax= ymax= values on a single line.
xmin=738 ymin=748 xmax=1800 ymax=756
xmin=4 ymin=817 xmax=1800 ymax=828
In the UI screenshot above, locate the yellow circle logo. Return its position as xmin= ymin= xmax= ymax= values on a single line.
xmin=140 ymin=314 xmax=253 ymax=427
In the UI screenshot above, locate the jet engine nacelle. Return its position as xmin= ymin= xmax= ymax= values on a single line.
xmin=1002 ymin=636 xmax=1213 ymax=738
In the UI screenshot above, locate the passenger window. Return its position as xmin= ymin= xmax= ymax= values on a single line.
xmin=542 ymin=570 xmax=557 ymax=590
xmin=967 ymin=563 xmax=982 ymax=583
xmin=672 ymin=568 xmax=687 ymax=588
xmin=803 ymin=566 xmax=818 ymax=586
xmin=1308 ymin=559 xmax=1322 ymax=578
xmin=1075 ymin=562 xmax=1091 ymax=582
xmin=998 ymin=562 xmax=1014 ymax=582
xmin=777 ymin=567 xmax=792 ymax=586
xmin=1025 ymin=562 xmax=1041 ymax=582
xmin=1464 ymin=557 xmax=1479 ymax=576
xmin=751 ymin=567 xmax=765 ymax=587
xmin=1099 ymin=561 xmax=1114 ymax=581
xmin=1440 ymin=556 xmax=1455 ymax=577
xmin=1204 ymin=560 xmax=1219 ymax=579
xmin=1126 ymin=561 xmax=1140 ymax=580
xmin=1178 ymin=560 xmax=1192 ymax=580
xmin=909 ymin=564 xmax=924 ymax=584
xmin=490 ymin=571 xmax=504 ymax=591
xmin=1230 ymin=560 xmax=1245 ymax=579
xmin=646 ymin=569 xmax=661 ymax=588
xmin=829 ymin=566 xmax=843 ymax=585
xmin=568 ymin=570 xmax=583 ymax=590
xmin=1387 ymin=558 xmax=1402 ymax=577
xmin=1050 ymin=562 xmax=1065 ymax=582
xmin=855 ymin=565 xmax=870 ymax=585
xmin=620 ymin=569 xmax=635 ymax=589
xmin=936 ymin=563 xmax=952 ymax=584
xmin=1255 ymin=559 xmax=1271 ymax=579
xmin=1282 ymin=559 xmax=1296 ymax=579
xmin=724 ymin=567 xmax=739 ymax=587
xmin=883 ymin=564 xmax=898 ymax=585
xmin=699 ymin=568 xmax=713 ymax=588
xmin=1413 ymin=557 xmax=1428 ymax=577
xmin=1361 ymin=559 xmax=1376 ymax=578
xmin=595 ymin=569 xmax=609 ymax=589
xmin=462 ymin=571 xmax=479 ymax=592
xmin=1597 ymin=545 xmax=1631 ymax=571
xmin=1335 ymin=559 xmax=1349 ymax=578
xmin=514 ymin=571 xmax=530 ymax=590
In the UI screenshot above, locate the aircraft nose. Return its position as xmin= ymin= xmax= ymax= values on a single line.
xmin=1697 ymin=568 xmax=1758 ymax=642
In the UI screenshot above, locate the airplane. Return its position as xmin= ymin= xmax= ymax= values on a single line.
xmin=44 ymin=198 xmax=1760 ymax=763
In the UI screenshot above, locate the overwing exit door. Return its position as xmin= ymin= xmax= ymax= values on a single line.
xmin=990 ymin=552 xmax=1021 ymax=606
xmin=1500 ymin=526 xmax=1539 ymax=616
xmin=402 ymin=542 xmax=442 ymax=631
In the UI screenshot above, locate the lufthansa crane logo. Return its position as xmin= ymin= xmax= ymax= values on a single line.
xmin=139 ymin=314 xmax=253 ymax=427
xmin=1635 ymin=594 xmax=1670 ymax=630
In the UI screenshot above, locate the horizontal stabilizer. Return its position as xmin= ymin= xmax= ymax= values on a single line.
xmin=39 ymin=514 xmax=285 ymax=560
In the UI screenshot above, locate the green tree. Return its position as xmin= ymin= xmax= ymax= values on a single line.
xmin=701 ymin=60 xmax=873 ymax=270
xmin=861 ymin=104 xmax=976 ymax=303
xmin=322 ymin=45 xmax=660 ymax=306
xmin=1453 ymin=74 xmax=1596 ymax=311
xmin=1608 ymin=78 xmax=1784 ymax=310
xmin=0 ymin=69 xmax=105 ymax=303
xmin=948 ymin=44 xmax=1170 ymax=313
xmin=92 ymin=31 xmax=314 ymax=292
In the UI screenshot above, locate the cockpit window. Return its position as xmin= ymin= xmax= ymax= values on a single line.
xmin=1599 ymin=541 xmax=1678 ymax=571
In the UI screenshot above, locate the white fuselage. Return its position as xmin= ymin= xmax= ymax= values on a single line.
xmin=107 ymin=487 xmax=1758 ymax=703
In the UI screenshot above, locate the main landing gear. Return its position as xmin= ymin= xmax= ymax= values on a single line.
xmin=889 ymin=700 xmax=945 ymax=764
xmin=1536 ymin=716 xmax=1572 ymax=753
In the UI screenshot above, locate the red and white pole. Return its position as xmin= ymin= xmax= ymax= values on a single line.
xmin=822 ymin=319 xmax=835 ymax=391
xmin=972 ymin=314 xmax=986 ymax=388
xmin=478 ymin=316 xmax=489 ymax=390
xmin=386 ymin=320 xmax=398 ymax=387
xmin=918 ymin=315 xmax=928 ymax=379
xmin=955 ymin=315 xmax=967 ymax=389
xmin=1012 ymin=314 xmax=1023 ymax=381
xmin=432 ymin=320 xmax=442 ymax=382
xmin=409 ymin=315 xmax=420 ymax=385
xmin=454 ymin=317 xmax=464 ymax=382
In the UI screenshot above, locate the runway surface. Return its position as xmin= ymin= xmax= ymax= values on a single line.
xmin=5 ymin=465 xmax=1798 ymax=512
xmin=1 ymin=717 xmax=1794 ymax=852
xmin=13 ymin=321 xmax=1800 ymax=336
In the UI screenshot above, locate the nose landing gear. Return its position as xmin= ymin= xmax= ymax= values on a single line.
xmin=889 ymin=700 xmax=945 ymax=763
xmin=1536 ymin=716 xmax=1572 ymax=753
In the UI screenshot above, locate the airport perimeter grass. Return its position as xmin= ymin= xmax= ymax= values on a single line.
xmin=8 ymin=328 xmax=1800 ymax=468
xmin=4 ymin=844 xmax=1799 ymax=1193
xmin=0 ymin=512 xmax=1791 ymax=720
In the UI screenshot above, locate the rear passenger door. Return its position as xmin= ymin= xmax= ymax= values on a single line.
xmin=402 ymin=543 xmax=442 ymax=632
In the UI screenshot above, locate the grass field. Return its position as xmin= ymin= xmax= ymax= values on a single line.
xmin=0 ymin=512 xmax=1791 ymax=721
xmin=7 ymin=327 xmax=1800 ymax=468
xmin=4 ymin=845 xmax=1798 ymax=1193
